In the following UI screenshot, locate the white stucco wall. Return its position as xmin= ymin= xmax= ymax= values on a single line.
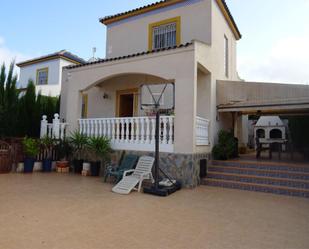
xmin=60 ymin=0 xmax=242 ymax=153
xmin=61 ymin=47 xmax=198 ymax=154
xmin=106 ymin=0 xmax=211 ymax=58
xmin=18 ymin=58 xmax=77 ymax=96
xmin=193 ymin=0 xmax=239 ymax=145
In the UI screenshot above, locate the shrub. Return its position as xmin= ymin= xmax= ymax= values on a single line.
xmin=69 ymin=131 xmax=88 ymax=160
xmin=212 ymin=130 xmax=238 ymax=160
xmin=22 ymin=137 xmax=40 ymax=158
xmin=55 ymin=139 xmax=72 ymax=161
xmin=87 ymin=136 xmax=112 ymax=162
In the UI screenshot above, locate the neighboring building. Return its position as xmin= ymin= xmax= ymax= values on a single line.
xmin=17 ymin=50 xmax=85 ymax=97
xmin=59 ymin=0 xmax=309 ymax=187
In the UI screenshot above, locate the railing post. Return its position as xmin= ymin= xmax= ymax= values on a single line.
xmin=135 ymin=118 xmax=139 ymax=144
xmin=168 ymin=116 xmax=174 ymax=145
xmin=145 ymin=117 xmax=150 ymax=144
xmin=40 ymin=115 xmax=48 ymax=138
xmin=52 ymin=114 xmax=60 ymax=139
xmin=162 ymin=116 xmax=168 ymax=145
xmin=140 ymin=118 xmax=145 ymax=144
xmin=151 ymin=118 xmax=155 ymax=144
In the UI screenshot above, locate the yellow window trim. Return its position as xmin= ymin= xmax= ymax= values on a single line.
xmin=36 ymin=67 xmax=49 ymax=85
xmin=148 ymin=16 xmax=181 ymax=51
xmin=116 ymin=88 xmax=139 ymax=117
xmin=82 ymin=93 xmax=88 ymax=118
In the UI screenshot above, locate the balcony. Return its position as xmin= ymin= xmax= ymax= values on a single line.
xmin=78 ymin=116 xmax=175 ymax=153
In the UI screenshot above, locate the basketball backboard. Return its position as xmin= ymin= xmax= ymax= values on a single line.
xmin=140 ymin=83 xmax=175 ymax=110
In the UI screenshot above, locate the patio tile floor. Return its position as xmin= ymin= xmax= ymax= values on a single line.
xmin=0 ymin=173 xmax=309 ymax=249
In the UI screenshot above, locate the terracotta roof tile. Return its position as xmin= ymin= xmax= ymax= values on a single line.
xmin=65 ymin=42 xmax=193 ymax=70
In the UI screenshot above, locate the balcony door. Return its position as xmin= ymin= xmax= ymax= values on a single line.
xmin=116 ymin=89 xmax=138 ymax=117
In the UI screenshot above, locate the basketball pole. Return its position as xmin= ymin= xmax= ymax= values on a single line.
xmin=154 ymin=106 xmax=160 ymax=189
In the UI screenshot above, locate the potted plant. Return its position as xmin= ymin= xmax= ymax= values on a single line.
xmin=22 ymin=137 xmax=40 ymax=173
xmin=69 ymin=131 xmax=88 ymax=174
xmin=40 ymin=136 xmax=55 ymax=172
xmin=87 ymin=136 xmax=111 ymax=176
xmin=55 ymin=138 xmax=72 ymax=169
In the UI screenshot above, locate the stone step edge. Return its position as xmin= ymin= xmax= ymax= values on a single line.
xmin=208 ymin=166 xmax=309 ymax=177
xmin=203 ymin=178 xmax=309 ymax=194
xmin=207 ymin=172 xmax=309 ymax=184
xmin=211 ymin=160 xmax=309 ymax=168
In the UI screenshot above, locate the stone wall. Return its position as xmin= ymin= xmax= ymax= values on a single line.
xmin=111 ymin=150 xmax=210 ymax=188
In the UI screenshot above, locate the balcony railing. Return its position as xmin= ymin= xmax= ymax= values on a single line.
xmin=196 ymin=117 xmax=210 ymax=146
xmin=78 ymin=116 xmax=175 ymax=153
xmin=40 ymin=114 xmax=68 ymax=139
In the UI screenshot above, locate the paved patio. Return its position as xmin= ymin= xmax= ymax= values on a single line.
xmin=0 ymin=173 xmax=309 ymax=249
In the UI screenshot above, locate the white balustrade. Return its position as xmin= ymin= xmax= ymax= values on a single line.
xmin=40 ymin=114 xmax=68 ymax=139
xmin=78 ymin=116 xmax=175 ymax=153
xmin=196 ymin=117 xmax=210 ymax=146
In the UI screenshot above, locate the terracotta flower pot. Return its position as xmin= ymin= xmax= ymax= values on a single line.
xmin=56 ymin=161 xmax=69 ymax=169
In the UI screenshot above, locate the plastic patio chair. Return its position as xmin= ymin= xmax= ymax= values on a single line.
xmin=112 ymin=156 xmax=155 ymax=195
xmin=104 ymin=154 xmax=139 ymax=183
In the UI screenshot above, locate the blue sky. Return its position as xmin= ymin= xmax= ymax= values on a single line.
xmin=0 ymin=0 xmax=308 ymax=83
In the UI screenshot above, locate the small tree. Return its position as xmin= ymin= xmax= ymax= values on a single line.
xmin=212 ymin=130 xmax=238 ymax=160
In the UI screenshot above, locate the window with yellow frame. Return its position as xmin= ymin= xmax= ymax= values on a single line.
xmin=36 ymin=67 xmax=49 ymax=85
xmin=148 ymin=16 xmax=181 ymax=51
xmin=81 ymin=93 xmax=88 ymax=118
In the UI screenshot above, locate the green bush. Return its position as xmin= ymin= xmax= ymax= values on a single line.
xmin=69 ymin=131 xmax=88 ymax=160
xmin=212 ymin=130 xmax=238 ymax=160
xmin=55 ymin=139 xmax=72 ymax=161
xmin=22 ymin=137 xmax=40 ymax=158
xmin=87 ymin=136 xmax=112 ymax=162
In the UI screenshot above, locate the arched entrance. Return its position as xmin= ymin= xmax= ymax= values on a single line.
xmin=82 ymin=73 xmax=172 ymax=118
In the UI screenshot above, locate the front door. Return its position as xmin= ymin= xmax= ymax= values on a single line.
xmin=116 ymin=89 xmax=138 ymax=117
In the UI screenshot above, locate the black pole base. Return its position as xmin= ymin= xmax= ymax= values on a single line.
xmin=143 ymin=182 xmax=182 ymax=197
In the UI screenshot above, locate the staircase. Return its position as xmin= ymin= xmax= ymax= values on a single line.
xmin=202 ymin=160 xmax=309 ymax=198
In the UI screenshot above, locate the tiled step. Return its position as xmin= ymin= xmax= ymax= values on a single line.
xmin=203 ymin=178 xmax=309 ymax=198
xmin=211 ymin=160 xmax=309 ymax=172
xmin=208 ymin=166 xmax=309 ymax=180
xmin=207 ymin=172 xmax=309 ymax=189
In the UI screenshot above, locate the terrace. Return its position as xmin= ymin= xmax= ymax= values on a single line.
xmin=1 ymin=173 xmax=309 ymax=249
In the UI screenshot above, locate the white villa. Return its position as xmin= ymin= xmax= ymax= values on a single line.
xmin=59 ymin=0 xmax=309 ymax=187
xmin=17 ymin=50 xmax=85 ymax=97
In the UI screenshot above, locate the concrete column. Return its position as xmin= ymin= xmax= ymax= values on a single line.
xmin=234 ymin=113 xmax=248 ymax=147
xmin=173 ymin=64 xmax=196 ymax=154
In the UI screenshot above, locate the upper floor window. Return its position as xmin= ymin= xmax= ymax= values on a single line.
xmin=149 ymin=17 xmax=181 ymax=50
xmin=36 ymin=68 xmax=48 ymax=85
xmin=224 ymin=35 xmax=229 ymax=77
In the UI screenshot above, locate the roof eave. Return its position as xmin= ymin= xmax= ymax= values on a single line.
xmin=16 ymin=55 xmax=83 ymax=68
xmin=99 ymin=0 xmax=241 ymax=40
xmin=99 ymin=0 xmax=186 ymax=25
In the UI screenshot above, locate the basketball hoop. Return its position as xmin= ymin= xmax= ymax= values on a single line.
xmin=141 ymin=83 xmax=175 ymax=111
xmin=140 ymin=83 xmax=181 ymax=196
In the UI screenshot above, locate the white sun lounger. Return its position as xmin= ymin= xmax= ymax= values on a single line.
xmin=112 ymin=156 xmax=155 ymax=194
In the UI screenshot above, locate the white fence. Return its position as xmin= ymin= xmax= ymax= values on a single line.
xmin=78 ymin=116 xmax=175 ymax=153
xmin=196 ymin=117 xmax=210 ymax=146
xmin=40 ymin=114 xmax=68 ymax=139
